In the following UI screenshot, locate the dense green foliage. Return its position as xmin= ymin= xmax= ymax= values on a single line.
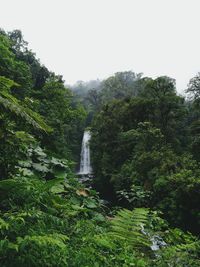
xmin=0 ymin=29 xmax=86 ymax=168
xmin=91 ymin=74 xmax=200 ymax=235
xmin=0 ymin=29 xmax=200 ymax=266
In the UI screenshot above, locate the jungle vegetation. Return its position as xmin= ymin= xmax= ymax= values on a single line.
xmin=0 ymin=29 xmax=200 ymax=266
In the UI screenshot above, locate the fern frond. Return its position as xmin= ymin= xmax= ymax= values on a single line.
xmin=0 ymin=93 xmax=52 ymax=133
xmin=108 ymin=208 xmax=151 ymax=250
xmin=0 ymin=76 xmax=19 ymax=91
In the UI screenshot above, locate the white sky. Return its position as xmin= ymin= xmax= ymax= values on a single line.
xmin=1 ymin=0 xmax=200 ymax=93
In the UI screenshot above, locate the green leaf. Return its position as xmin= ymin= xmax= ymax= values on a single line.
xmin=32 ymin=163 xmax=49 ymax=173
xmin=50 ymin=184 xmax=65 ymax=194
xmin=84 ymin=199 xmax=98 ymax=209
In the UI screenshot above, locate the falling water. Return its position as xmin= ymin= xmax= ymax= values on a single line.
xmin=79 ymin=130 xmax=92 ymax=175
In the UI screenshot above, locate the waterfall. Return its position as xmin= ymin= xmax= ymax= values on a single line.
xmin=79 ymin=130 xmax=92 ymax=175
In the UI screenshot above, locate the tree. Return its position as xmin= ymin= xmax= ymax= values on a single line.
xmin=91 ymin=98 xmax=154 ymax=200
xmin=100 ymin=71 xmax=143 ymax=104
xmin=139 ymin=76 xmax=187 ymax=150
xmin=0 ymin=33 xmax=32 ymax=98
xmin=186 ymin=73 xmax=200 ymax=161
xmin=187 ymin=73 xmax=200 ymax=105
xmin=33 ymin=79 xmax=86 ymax=161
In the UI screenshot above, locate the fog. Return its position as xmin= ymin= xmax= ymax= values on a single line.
xmin=1 ymin=0 xmax=200 ymax=92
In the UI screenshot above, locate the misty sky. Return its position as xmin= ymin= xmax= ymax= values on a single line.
xmin=1 ymin=0 xmax=200 ymax=92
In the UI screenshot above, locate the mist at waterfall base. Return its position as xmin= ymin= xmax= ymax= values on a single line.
xmin=78 ymin=130 xmax=92 ymax=175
